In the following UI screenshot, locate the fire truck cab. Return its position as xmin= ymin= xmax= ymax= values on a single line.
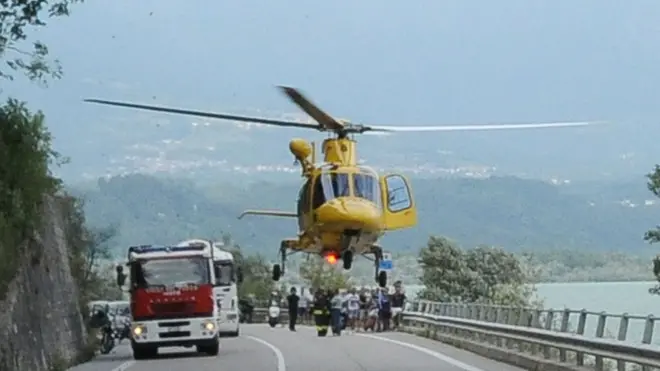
xmin=120 ymin=244 xmax=223 ymax=359
xmin=176 ymin=239 xmax=241 ymax=337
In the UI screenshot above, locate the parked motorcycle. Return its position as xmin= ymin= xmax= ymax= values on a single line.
xmin=267 ymin=299 xmax=280 ymax=328
xmin=89 ymin=304 xmax=131 ymax=354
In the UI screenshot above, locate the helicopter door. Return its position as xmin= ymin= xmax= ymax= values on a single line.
xmin=380 ymin=174 xmax=418 ymax=231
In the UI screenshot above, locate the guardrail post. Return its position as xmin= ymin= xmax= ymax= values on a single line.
xmin=517 ymin=307 xmax=528 ymax=327
xmin=575 ymin=309 xmax=587 ymax=366
xmin=616 ymin=313 xmax=629 ymax=371
xmin=543 ymin=310 xmax=554 ymax=359
xmin=468 ymin=304 xmax=476 ymax=320
xmin=494 ymin=307 xmax=504 ymax=347
xmin=641 ymin=315 xmax=655 ymax=371
xmin=594 ymin=312 xmax=607 ymax=371
xmin=478 ymin=304 xmax=487 ymax=322
xmin=558 ymin=308 xmax=571 ymax=362
xmin=528 ymin=309 xmax=543 ymax=356
xmin=531 ymin=309 xmax=542 ymax=328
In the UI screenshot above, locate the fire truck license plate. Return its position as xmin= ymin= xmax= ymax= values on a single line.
xmin=168 ymin=326 xmax=182 ymax=332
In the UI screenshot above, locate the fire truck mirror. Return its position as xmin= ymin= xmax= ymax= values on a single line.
xmin=116 ymin=265 xmax=126 ymax=287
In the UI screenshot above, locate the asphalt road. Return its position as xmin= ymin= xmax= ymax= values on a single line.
xmin=67 ymin=325 xmax=525 ymax=371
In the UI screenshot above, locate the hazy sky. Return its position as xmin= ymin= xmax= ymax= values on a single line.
xmin=6 ymin=0 xmax=660 ymax=181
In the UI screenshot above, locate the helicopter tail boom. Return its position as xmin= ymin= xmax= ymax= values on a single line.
xmin=238 ymin=209 xmax=298 ymax=220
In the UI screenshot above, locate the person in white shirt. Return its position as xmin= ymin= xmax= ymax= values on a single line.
xmin=298 ymin=287 xmax=309 ymax=320
xmin=345 ymin=287 xmax=361 ymax=332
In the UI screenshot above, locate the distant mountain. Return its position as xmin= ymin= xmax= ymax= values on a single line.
xmin=73 ymin=173 xmax=660 ymax=257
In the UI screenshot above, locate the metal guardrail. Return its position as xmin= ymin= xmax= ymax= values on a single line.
xmin=252 ymin=302 xmax=660 ymax=371
xmin=411 ymin=301 xmax=659 ymax=346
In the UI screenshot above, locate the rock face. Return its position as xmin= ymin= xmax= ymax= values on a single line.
xmin=0 ymin=197 xmax=88 ymax=371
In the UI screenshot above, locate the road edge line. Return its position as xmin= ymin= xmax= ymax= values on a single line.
xmin=357 ymin=333 xmax=486 ymax=371
xmin=245 ymin=335 xmax=286 ymax=371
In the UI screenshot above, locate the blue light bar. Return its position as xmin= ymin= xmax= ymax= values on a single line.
xmin=128 ymin=244 xmax=207 ymax=255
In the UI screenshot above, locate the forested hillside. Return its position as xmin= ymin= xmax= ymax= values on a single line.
xmin=71 ymin=174 xmax=658 ymax=256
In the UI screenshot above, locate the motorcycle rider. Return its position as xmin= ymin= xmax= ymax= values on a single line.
xmin=239 ymin=294 xmax=256 ymax=323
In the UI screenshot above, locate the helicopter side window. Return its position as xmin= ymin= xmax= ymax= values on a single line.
xmin=312 ymin=176 xmax=325 ymax=209
xmin=353 ymin=173 xmax=382 ymax=208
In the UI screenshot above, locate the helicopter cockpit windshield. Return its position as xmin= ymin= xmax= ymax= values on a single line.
xmin=312 ymin=167 xmax=382 ymax=209
xmin=353 ymin=168 xmax=382 ymax=208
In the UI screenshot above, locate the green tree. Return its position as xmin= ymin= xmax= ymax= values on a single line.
xmin=417 ymin=236 xmax=535 ymax=306
xmin=1 ymin=0 xmax=81 ymax=85
xmin=645 ymin=165 xmax=660 ymax=295
xmin=299 ymin=256 xmax=350 ymax=291
xmin=64 ymin=197 xmax=122 ymax=306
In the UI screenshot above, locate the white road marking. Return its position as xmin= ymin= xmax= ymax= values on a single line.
xmin=358 ymin=334 xmax=487 ymax=371
xmin=110 ymin=361 xmax=136 ymax=371
xmin=246 ymin=335 xmax=287 ymax=371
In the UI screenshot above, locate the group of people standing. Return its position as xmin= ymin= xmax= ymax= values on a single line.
xmin=282 ymin=282 xmax=407 ymax=337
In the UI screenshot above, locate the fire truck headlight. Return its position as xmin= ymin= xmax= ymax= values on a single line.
xmin=202 ymin=321 xmax=215 ymax=331
xmin=132 ymin=324 xmax=146 ymax=336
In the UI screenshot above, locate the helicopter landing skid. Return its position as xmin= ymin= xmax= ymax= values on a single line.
xmin=272 ymin=241 xmax=302 ymax=282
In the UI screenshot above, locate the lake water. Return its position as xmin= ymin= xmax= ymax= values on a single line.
xmin=404 ymin=281 xmax=660 ymax=344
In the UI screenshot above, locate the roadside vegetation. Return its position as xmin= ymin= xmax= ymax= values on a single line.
xmin=1 ymin=0 xmax=119 ymax=368
xmin=644 ymin=165 xmax=660 ymax=296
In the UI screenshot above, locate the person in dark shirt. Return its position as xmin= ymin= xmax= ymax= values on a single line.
xmin=287 ymin=287 xmax=300 ymax=331
xmin=358 ymin=289 xmax=368 ymax=329
xmin=377 ymin=288 xmax=392 ymax=332
xmin=390 ymin=286 xmax=407 ymax=330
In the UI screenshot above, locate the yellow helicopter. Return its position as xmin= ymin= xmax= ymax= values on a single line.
xmin=84 ymin=86 xmax=598 ymax=287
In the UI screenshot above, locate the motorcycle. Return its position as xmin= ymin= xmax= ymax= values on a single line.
xmin=99 ymin=323 xmax=116 ymax=354
xmin=267 ymin=300 xmax=281 ymax=328
xmin=238 ymin=299 xmax=254 ymax=324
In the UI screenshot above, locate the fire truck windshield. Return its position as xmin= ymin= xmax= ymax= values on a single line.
xmin=132 ymin=257 xmax=210 ymax=288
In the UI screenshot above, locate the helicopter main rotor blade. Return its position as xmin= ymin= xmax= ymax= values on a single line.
xmin=278 ymin=86 xmax=345 ymax=132
xmin=83 ymin=99 xmax=320 ymax=130
xmin=365 ymin=121 xmax=603 ymax=133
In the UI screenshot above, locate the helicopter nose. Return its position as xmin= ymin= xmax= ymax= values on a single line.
xmin=315 ymin=198 xmax=382 ymax=231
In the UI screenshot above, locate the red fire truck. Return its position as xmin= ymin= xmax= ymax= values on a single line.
xmin=116 ymin=244 xmax=220 ymax=359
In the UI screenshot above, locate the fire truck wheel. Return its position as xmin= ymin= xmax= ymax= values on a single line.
xmin=197 ymin=337 xmax=220 ymax=356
